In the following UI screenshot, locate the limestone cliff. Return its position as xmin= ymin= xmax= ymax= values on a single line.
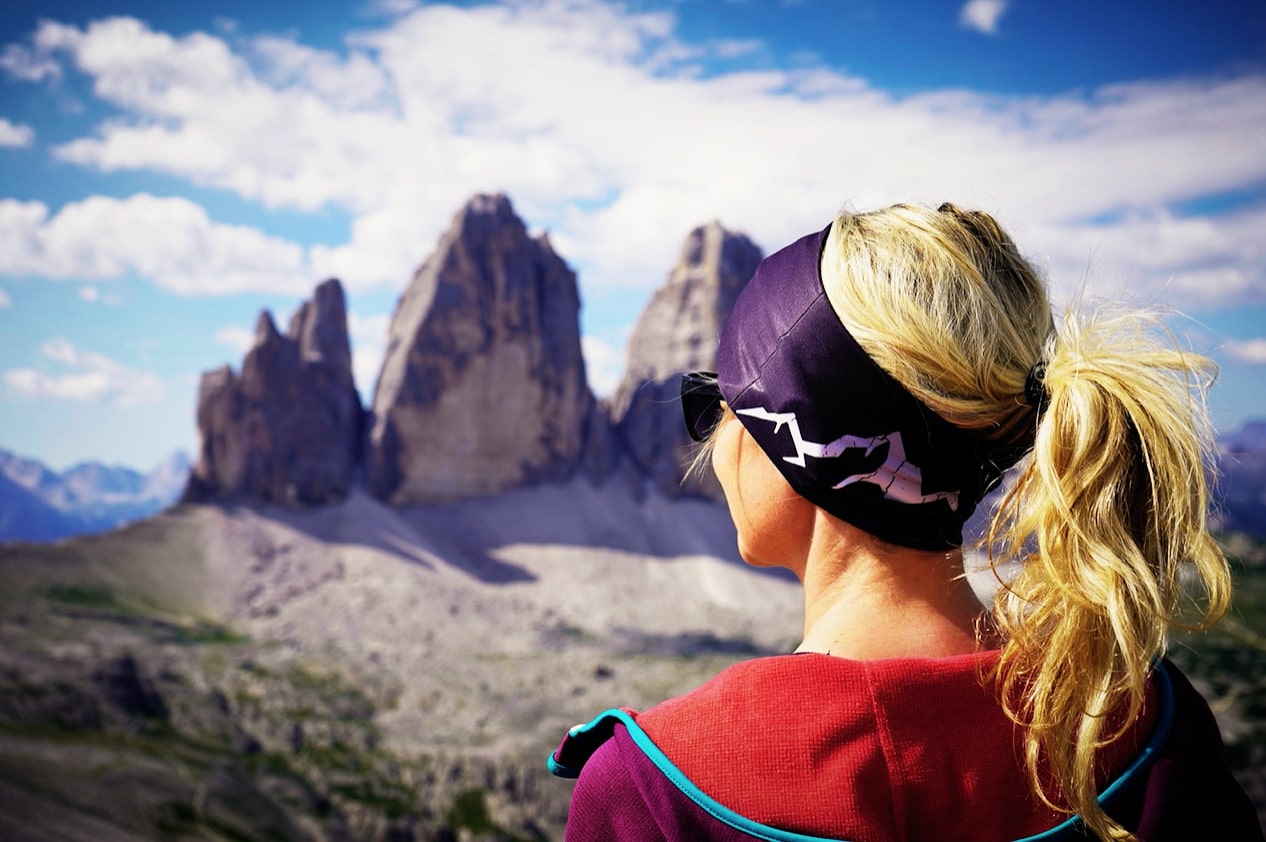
xmin=610 ymin=222 xmax=763 ymax=499
xmin=366 ymin=194 xmax=593 ymax=504
xmin=184 ymin=279 xmax=363 ymax=506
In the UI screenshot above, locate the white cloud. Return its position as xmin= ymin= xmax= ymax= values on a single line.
xmin=363 ymin=0 xmax=420 ymax=17
xmin=78 ymin=284 xmax=122 ymax=305
xmin=712 ymin=39 xmax=762 ymax=60
xmin=0 ymin=194 xmax=313 ymax=295
xmin=1 ymin=3 xmax=1263 ymax=316
xmin=0 ymin=288 xmax=10 ymax=309
xmin=5 ymin=338 xmax=163 ymax=407
xmin=31 ymin=16 xmax=404 ymax=215
xmin=0 ymin=42 xmax=61 ymax=82
xmin=1224 ymin=338 xmax=1266 ymax=364
xmin=960 ymin=0 xmax=1009 ymax=35
xmin=348 ymin=310 xmax=390 ymax=397
xmin=581 ymin=335 xmax=623 ymax=397
xmin=213 ymin=324 xmax=255 ymax=356
xmin=249 ymin=35 xmax=390 ymax=110
xmin=1023 ymin=204 xmax=1266 ymax=310
xmin=0 ymin=118 xmax=35 ymax=148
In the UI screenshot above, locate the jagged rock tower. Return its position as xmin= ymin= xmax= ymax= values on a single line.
xmin=610 ymin=222 xmax=763 ymax=499
xmin=366 ymin=194 xmax=594 ymax=505
xmin=184 ymin=279 xmax=364 ymax=506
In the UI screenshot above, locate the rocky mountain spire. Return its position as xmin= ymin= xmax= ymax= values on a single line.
xmin=610 ymin=221 xmax=763 ymax=499
xmin=366 ymin=194 xmax=594 ymax=505
xmin=184 ymin=279 xmax=363 ymax=506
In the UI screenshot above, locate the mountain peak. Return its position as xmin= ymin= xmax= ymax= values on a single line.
xmin=185 ymin=280 xmax=363 ymax=507
xmin=609 ymin=222 xmax=763 ymax=499
xmin=366 ymin=193 xmax=593 ymax=505
xmin=253 ymin=311 xmax=281 ymax=347
xmin=617 ymin=222 xmax=761 ymax=388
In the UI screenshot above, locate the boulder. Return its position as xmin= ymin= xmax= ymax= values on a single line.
xmin=184 ymin=279 xmax=363 ymax=506
xmin=366 ymin=194 xmax=594 ymax=504
xmin=610 ymin=222 xmax=762 ymax=499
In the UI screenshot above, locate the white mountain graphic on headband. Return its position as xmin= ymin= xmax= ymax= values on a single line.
xmin=736 ymin=407 xmax=960 ymax=511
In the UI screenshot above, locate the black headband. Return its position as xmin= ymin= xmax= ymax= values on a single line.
xmin=715 ymin=224 xmax=1026 ymax=550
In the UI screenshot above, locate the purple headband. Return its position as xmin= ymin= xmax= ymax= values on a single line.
xmin=716 ymin=224 xmax=1023 ymax=550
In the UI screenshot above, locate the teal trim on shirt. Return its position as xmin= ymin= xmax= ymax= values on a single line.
xmin=553 ymin=663 xmax=1176 ymax=841
xmin=1012 ymin=662 xmax=1176 ymax=842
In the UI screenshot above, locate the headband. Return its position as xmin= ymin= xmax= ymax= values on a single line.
xmin=716 ymin=224 xmax=1024 ymax=550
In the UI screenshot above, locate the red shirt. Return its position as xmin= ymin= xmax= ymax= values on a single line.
xmin=563 ymin=651 xmax=1176 ymax=841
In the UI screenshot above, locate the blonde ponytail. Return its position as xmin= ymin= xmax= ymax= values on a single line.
xmin=820 ymin=203 xmax=1233 ymax=841
xmin=990 ymin=309 xmax=1230 ymax=840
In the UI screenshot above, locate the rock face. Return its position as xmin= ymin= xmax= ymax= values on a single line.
xmin=611 ymin=222 xmax=763 ymax=498
xmin=178 ymin=198 xmax=761 ymax=511
xmin=367 ymin=194 xmax=593 ymax=505
xmin=185 ymin=279 xmax=363 ymax=506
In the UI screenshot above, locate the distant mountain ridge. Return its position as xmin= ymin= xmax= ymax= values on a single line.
xmin=1215 ymin=420 xmax=1266 ymax=539
xmin=0 ymin=450 xmax=190 ymax=543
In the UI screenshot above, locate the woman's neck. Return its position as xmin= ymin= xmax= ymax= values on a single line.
xmin=793 ymin=514 xmax=985 ymax=660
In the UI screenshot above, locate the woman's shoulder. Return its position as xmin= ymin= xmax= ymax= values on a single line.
xmin=611 ymin=650 xmax=1060 ymax=840
xmin=637 ymin=649 xmax=1002 ymax=737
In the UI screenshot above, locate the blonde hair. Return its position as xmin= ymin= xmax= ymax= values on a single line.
xmin=820 ymin=203 xmax=1231 ymax=841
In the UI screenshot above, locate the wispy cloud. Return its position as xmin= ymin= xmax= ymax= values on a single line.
xmin=213 ymin=324 xmax=255 ymax=356
xmin=0 ymin=118 xmax=34 ymax=148
xmin=0 ymin=195 xmax=312 ymax=295
xmin=0 ymin=288 xmax=10 ymax=309
xmin=348 ymin=311 xmax=390 ymax=397
xmin=1225 ymin=338 xmax=1266 ymax=364
xmin=78 ymin=285 xmax=121 ymax=305
xmin=1026 ymin=204 xmax=1266 ymax=308
xmin=581 ymin=335 xmax=623 ymax=397
xmin=960 ymin=0 xmax=1009 ymax=35
xmin=362 ymin=0 xmax=420 ymax=18
xmin=4 ymin=338 xmax=163 ymax=406
xmin=0 ymin=41 xmax=61 ymax=83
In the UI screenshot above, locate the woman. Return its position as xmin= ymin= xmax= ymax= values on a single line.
xmin=549 ymin=204 xmax=1262 ymax=840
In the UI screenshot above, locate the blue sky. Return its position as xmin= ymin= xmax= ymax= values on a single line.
xmin=1 ymin=0 xmax=1264 ymax=471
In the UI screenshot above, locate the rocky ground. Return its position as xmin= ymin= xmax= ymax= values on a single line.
xmin=0 ymin=481 xmax=803 ymax=840
xmin=0 ymin=483 xmax=1261 ymax=839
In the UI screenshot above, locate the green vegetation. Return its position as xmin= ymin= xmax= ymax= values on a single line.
xmin=43 ymin=584 xmax=135 ymax=612
xmin=445 ymin=787 xmax=546 ymax=841
xmin=41 ymin=583 xmax=247 ymax=646
xmin=447 ymin=787 xmax=499 ymax=834
xmin=167 ymin=619 xmax=248 ymax=646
